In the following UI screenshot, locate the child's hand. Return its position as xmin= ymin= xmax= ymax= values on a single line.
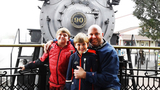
xmin=19 ymin=66 xmax=25 ymax=70
xmin=74 ymin=66 xmax=86 ymax=79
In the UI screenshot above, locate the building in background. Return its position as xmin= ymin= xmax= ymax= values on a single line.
xmin=115 ymin=26 xmax=156 ymax=47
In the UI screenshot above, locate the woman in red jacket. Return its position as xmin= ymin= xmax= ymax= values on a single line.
xmin=20 ymin=28 xmax=75 ymax=90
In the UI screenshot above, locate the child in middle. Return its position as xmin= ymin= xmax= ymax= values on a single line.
xmin=65 ymin=32 xmax=98 ymax=90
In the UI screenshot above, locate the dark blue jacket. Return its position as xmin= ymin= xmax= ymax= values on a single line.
xmin=66 ymin=49 xmax=98 ymax=90
xmin=86 ymin=40 xmax=121 ymax=90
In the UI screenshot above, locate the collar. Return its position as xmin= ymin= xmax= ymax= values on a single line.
xmin=77 ymin=49 xmax=88 ymax=56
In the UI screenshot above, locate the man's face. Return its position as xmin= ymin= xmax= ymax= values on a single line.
xmin=56 ymin=32 xmax=69 ymax=45
xmin=88 ymin=27 xmax=103 ymax=47
xmin=75 ymin=42 xmax=88 ymax=55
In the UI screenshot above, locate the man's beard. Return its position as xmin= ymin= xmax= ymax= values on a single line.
xmin=90 ymin=38 xmax=101 ymax=47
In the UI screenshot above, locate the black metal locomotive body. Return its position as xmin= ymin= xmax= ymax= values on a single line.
xmin=39 ymin=0 xmax=120 ymax=42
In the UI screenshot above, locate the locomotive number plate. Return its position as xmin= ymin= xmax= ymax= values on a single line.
xmin=71 ymin=12 xmax=86 ymax=28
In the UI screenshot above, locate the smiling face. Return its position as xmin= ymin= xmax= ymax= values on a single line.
xmin=88 ymin=25 xmax=104 ymax=47
xmin=75 ymin=42 xmax=88 ymax=55
xmin=56 ymin=32 xmax=69 ymax=46
xmin=56 ymin=28 xmax=70 ymax=47
xmin=74 ymin=32 xmax=89 ymax=55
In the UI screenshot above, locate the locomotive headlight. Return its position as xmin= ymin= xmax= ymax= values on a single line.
xmin=71 ymin=12 xmax=87 ymax=28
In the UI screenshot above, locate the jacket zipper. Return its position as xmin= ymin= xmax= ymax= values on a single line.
xmin=78 ymin=55 xmax=82 ymax=90
xmin=84 ymin=58 xmax=86 ymax=70
xmin=56 ymin=49 xmax=62 ymax=85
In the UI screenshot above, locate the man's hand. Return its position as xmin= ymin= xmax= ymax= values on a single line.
xmin=74 ymin=66 xmax=86 ymax=79
xmin=44 ymin=40 xmax=53 ymax=53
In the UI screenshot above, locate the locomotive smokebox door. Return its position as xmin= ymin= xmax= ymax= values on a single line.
xmin=40 ymin=0 xmax=118 ymax=42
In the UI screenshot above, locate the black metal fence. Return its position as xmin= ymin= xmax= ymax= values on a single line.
xmin=119 ymin=68 xmax=160 ymax=90
xmin=119 ymin=54 xmax=160 ymax=90
xmin=0 ymin=68 xmax=40 ymax=90
xmin=0 ymin=64 xmax=160 ymax=90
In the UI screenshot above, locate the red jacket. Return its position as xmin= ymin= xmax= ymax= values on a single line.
xmin=25 ymin=41 xmax=75 ymax=88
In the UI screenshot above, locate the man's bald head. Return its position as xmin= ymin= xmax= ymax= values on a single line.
xmin=87 ymin=24 xmax=104 ymax=47
xmin=88 ymin=24 xmax=103 ymax=35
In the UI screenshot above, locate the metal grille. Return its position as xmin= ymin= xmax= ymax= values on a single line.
xmin=0 ymin=69 xmax=39 ymax=90
xmin=119 ymin=68 xmax=160 ymax=90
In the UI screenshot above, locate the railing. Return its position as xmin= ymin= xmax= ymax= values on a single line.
xmin=0 ymin=45 xmax=160 ymax=90
xmin=0 ymin=68 xmax=39 ymax=90
xmin=115 ymin=46 xmax=160 ymax=90
xmin=0 ymin=44 xmax=44 ymax=47
xmin=0 ymin=44 xmax=47 ymax=90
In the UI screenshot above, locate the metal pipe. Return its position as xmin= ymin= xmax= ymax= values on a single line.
xmin=0 ymin=44 xmax=44 ymax=47
xmin=113 ymin=46 xmax=160 ymax=50
xmin=10 ymin=29 xmax=20 ymax=75
xmin=1 ymin=44 xmax=160 ymax=49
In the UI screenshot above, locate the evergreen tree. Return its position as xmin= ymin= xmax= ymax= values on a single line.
xmin=132 ymin=0 xmax=160 ymax=41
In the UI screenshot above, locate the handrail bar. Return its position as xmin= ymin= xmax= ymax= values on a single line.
xmin=0 ymin=44 xmax=44 ymax=47
xmin=113 ymin=45 xmax=160 ymax=50
xmin=1 ymin=45 xmax=160 ymax=49
xmin=0 ymin=67 xmax=21 ymax=70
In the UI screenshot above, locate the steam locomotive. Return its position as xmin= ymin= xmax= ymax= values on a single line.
xmin=29 ymin=0 xmax=120 ymax=89
xmin=30 ymin=0 xmax=120 ymax=89
xmin=0 ymin=0 xmax=120 ymax=90
xmin=38 ymin=0 xmax=120 ymax=42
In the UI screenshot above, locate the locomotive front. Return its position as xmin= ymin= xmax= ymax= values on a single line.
xmin=39 ymin=0 xmax=120 ymax=42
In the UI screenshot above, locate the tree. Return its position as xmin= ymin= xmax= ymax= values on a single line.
xmin=132 ymin=0 xmax=160 ymax=41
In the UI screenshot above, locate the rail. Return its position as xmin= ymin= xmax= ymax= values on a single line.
xmin=1 ymin=44 xmax=160 ymax=49
xmin=0 ymin=44 xmax=44 ymax=47
xmin=113 ymin=45 xmax=160 ymax=50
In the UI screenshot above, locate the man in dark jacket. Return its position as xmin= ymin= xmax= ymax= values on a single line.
xmin=74 ymin=24 xmax=121 ymax=90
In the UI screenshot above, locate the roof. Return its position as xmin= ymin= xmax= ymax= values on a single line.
xmin=114 ymin=26 xmax=139 ymax=34
xmin=115 ymin=26 xmax=152 ymax=41
xmin=120 ymin=34 xmax=152 ymax=41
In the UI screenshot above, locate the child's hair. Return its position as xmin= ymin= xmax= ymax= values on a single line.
xmin=56 ymin=28 xmax=71 ymax=38
xmin=74 ymin=32 xmax=89 ymax=44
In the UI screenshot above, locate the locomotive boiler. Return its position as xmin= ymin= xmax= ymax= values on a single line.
xmin=39 ymin=0 xmax=120 ymax=42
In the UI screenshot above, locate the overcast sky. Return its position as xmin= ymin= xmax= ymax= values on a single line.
xmin=0 ymin=0 xmax=140 ymax=41
xmin=0 ymin=1 xmax=42 ymax=39
xmin=114 ymin=0 xmax=141 ymax=31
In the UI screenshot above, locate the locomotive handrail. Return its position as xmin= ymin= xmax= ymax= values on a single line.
xmin=0 ymin=44 xmax=44 ymax=47
xmin=1 ymin=44 xmax=160 ymax=50
xmin=0 ymin=67 xmax=21 ymax=70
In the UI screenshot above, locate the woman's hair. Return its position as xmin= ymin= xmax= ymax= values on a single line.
xmin=74 ymin=32 xmax=89 ymax=44
xmin=56 ymin=28 xmax=71 ymax=38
